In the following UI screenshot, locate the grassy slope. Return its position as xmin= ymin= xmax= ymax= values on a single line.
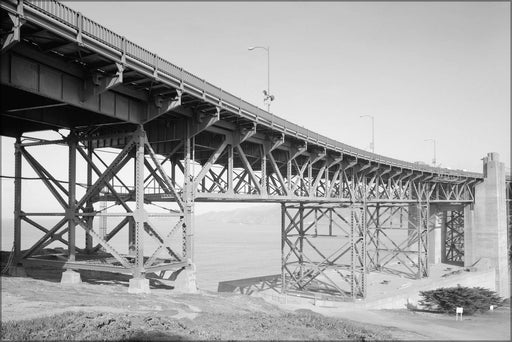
xmin=1 ymin=310 xmax=391 ymax=341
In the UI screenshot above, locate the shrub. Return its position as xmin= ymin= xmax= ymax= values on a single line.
xmin=418 ymin=285 xmax=504 ymax=315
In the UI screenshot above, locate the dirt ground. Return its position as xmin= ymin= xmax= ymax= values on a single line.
xmin=1 ymin=269 xmax=510 ymax=340
xmin=1 ymin=275 xmax=393 ymax=341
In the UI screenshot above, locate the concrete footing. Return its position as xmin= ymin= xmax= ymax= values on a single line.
xmin=60 ymin=270 xmax=82 ymax=284
xmin=128 ymin=278 xmax=150 ymax=294
xmin=173 ymin=264 xmax=198 ymax=293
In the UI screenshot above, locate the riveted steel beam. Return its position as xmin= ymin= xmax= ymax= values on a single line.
xmin=82 ymin=62 xmax=124 ymax=101
xmin=193 ymin=139 xmax=228 ymax=189
xmin=236 ymin=145 xmax=262 ymax=194
xmin=263 ymin=133 xmax=285 ymax=155
xmin=145 ymin=90 xmax=182 ymax=123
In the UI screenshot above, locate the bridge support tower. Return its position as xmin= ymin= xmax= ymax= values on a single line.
xmin=464 ymin=153 xmax=509 ymax=297
xmin=8 ymin=128 xmax=197 ymax=293
xmin=281 ymin=203 xmax=367 ymax=299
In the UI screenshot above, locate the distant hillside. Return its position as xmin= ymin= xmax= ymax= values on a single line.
xmin=196 ymin=205 xmax=281 ymax=225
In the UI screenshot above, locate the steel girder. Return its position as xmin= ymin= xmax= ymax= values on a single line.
xmin=281 ymin=203 xmax=366 ymax=299
xmin=99 ymin=124 xmax=478 ymax=205
xmin=11 ymin=127 xmax=191 ymax=279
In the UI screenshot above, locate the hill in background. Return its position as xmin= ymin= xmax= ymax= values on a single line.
xmin=196 ymin=204 xmax=281 ymax=226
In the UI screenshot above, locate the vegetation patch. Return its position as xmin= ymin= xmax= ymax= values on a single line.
xmin=1 ymin=310 xmax=391 ymax=341
xmin=418 ymin=286 xmax=504 ymax=315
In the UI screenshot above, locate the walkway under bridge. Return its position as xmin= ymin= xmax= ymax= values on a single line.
xmin=1 ymin=0 xmax=509 ymax=298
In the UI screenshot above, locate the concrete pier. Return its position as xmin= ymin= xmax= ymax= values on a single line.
xmin=128 ymin=278 xmax=150 ymax=294
xmin=60 ymin=270 xmax=82 ymax=284
xmin=173 ymin=264 xmax=198 ymax=293
xmin=464 ymin=153 xmax=509 ymax=297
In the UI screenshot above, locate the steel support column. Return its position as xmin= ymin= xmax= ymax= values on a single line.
xmin=133 ymin=127 xmax=146 ymax=279
xmin=417 ymin=203 xmax=429 ymax=278
xmin=443 ymin=209 xmax=464 ymax=265
xmin=183 ymin=126 xmax=195 ymax=265
xmin=85 ymin=140 xmax=93 ymax=252
xmin=280 ymin=202 xmax=286 ymax=294
xmin=67 ymin=132 xmax=77 ymax=263
xmin=13 ymin=136 xmax=22 ymax=269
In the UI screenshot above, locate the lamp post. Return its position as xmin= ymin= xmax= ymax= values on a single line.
xmin=425 ymin=139 xmax=437 ymax=167
xmin=248 ymin=46 xmax=274 ymax=112
xmin=360 ymin=115 xmax=375 ymax=153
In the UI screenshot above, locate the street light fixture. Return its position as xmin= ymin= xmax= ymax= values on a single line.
xmin=360 ymin=115 xmax=375 ymax=153
xmin=425 ymin=139 xmax=437 ymax=167
xmin=248 ymin=46 xmax=274 ymax=112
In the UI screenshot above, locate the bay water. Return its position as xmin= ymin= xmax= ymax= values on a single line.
xmin=1 ymin=214 xmax=282 ymax=292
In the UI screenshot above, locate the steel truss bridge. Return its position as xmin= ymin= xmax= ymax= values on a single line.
xmin=1 ymin=0 xmax=509 ymax=298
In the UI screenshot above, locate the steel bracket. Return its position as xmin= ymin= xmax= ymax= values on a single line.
xmin=82 ymin=63 xmax=124 ymax=101
xmin=1 ymin=0 xmax=25 ymax=53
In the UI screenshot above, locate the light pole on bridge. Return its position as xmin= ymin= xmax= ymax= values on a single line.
xmin=248 ymin=46 xmax=274 ymax=112
xmin=425 ymin=138 xmax=437 ymax=167
xmin=360 ymin=115 xmax=375 ymax=153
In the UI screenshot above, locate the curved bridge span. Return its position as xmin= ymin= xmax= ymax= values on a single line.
xmin=1 ymin=0 xmax=509 ymax=299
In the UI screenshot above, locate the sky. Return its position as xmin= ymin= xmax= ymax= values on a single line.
xmin=0 ymin=1 xmax=510 ymax=218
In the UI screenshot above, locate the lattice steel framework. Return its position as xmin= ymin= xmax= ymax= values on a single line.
xmin=366 ymin=203 xmax=429 ymax=279
xmin=443 ymin=210 xmax=464 ymax=265
xmin=11 ymin=128 xmax=193 ymax=280
xmin=281 ymin=203 xmax=366 ymax=299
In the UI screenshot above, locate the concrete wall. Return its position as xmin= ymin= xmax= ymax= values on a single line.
xmin=464 ymin=153 xmax=509 ymax=298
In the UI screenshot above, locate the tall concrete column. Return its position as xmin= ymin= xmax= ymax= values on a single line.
xmin=463 ymin=204 xmax=474 ymax=264
xmin=464 ymin=153 xmax=509 ymax=297
xmin=427 ymin=207 xmax=444 ymax=264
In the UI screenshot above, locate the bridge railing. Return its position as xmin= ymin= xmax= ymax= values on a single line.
xmin=19 ymin=0 xmax=482 ymax=180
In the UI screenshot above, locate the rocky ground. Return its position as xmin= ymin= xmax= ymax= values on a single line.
xmin=1 ymin=275 xmax=393 ymax=341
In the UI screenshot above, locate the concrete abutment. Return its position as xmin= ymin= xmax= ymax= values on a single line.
xmin=464 ymin=153 xmax=509 ymax=298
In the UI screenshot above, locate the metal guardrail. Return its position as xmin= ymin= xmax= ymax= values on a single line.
xmin=6 ymin=0 xmax=484 ymax=180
